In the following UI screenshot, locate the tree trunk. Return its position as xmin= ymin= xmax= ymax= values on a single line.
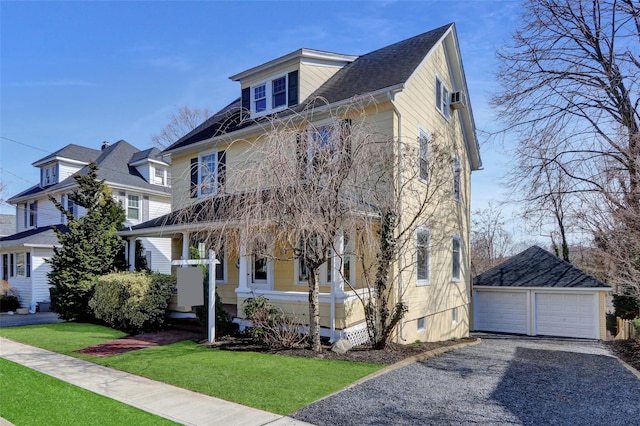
xmin=308 ymin=268 xmax=322 ymax=352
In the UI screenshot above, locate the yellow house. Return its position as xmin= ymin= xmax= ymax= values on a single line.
xmin=120 ymin=23 xmax=482 ymax=345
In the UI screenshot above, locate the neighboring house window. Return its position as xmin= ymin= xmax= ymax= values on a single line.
xmin=417 ymin=228 xmax=430 ymax=285
xmin=41 ymin=164 xmax=57 ymax=186
xmin=452 ymin=236 xmax=461 ymax=281
xmin=26 ymin=252 xmax=31 ymax=278
xmin=16 ymin=252 xmax=25 ymax=277
xmin=28 ymin=201 xmax=37 ymax=228
xmin=452 ymin=307 xmax=459 ymax=323
xmin=9 ymin=254 xmax=14 ymax=277
xmin=453 ymin=156 xmax=461 ymax=201
xmin=436 ymin=77 xmax=450 ymax=119
xmin=127 ymin=195 xmax=140 ymax=220
xmin=67 ymin=195 xmax=76 ymax=218
xmin=155 ymin=167 xmax=165 ymax=186
xmin=417 ymin=316 xmax=426 ymax=331
xmin=418 ymin=127 xmax=430 ymax=182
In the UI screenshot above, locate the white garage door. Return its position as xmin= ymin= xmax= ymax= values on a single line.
xmin=474 ymin=290 xmax=528 ymax=334
xmin=535 ymin=293 xmax=597 ymax=339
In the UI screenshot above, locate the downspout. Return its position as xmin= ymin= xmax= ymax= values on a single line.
xmin=387 ymin=89 xmax=406 ymax=342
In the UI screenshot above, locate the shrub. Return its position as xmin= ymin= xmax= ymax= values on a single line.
xmin=0 ymin=280 xmax=20 ymax=312
xmin=89 ymin=272 xmax=175 ymax=334
xmin=612 ymin=292 xmax=640 ymax=320
xmin=632 ymin=318 xmax=640 ymax=335
xmin=606 ymin=313 xmax=617 ymax=335
xmin=242 ymin=296 xmax=306 ymax=349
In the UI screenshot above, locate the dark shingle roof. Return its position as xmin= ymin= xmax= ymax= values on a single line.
xmin=129 ymin=147 xmax=167 ymax=164
xmin=473 ymin=246 xmax=610 ymax=289
xmin=9 ymin=141 xmax=170 ymax=202
xmin=0 ymin=224 xmax=68 ymax=249
xmin=33 ymin=144 xmax=100 ymax=166
xmin=164 ymin=24 xmax=452 ymax=153
xmin=0 ymin=214 xmax=16 ymax=237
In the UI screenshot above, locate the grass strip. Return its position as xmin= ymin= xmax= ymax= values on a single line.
xmin=1 ymin=323 xmax=382 ymax=415
xmin=0 ymin=358 xmax=177 ymax=426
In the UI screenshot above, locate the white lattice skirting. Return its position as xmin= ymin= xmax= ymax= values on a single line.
xmin=344 ymin=322 xmax=370 ymax=346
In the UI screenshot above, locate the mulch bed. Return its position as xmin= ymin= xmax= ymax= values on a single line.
xmin=74 ymin=330 xmax=202 ymax=357
xmin=211 ymin=335 xmax=478 ymax=365
xmin=605 ymin=339 xmax=640 ymax=371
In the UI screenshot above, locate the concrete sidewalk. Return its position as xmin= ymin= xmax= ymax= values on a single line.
xmin=0 ymin=337 xmax=312 ymax=426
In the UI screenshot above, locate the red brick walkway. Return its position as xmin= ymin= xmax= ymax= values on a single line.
xmin=74 ymin=330 xmax=202 ymax=357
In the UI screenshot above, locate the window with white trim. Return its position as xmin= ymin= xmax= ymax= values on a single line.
xmin=452 ymin=307 xmax=459 ymax=323
xmin=67 ymin=195 xmax=76 ymax=218
xmin=127 ymin=195 xmax=140 ymax=220
xmin=453 ymin=156 xmax=461 ymax=201
xmin=417 ymin=228 xmax=430 ymax=285
xmin=252 ymin=242 xmax=269 ymax=283
xmin=435 ymin=77 xmax=450 ymax=119
xmin=294 ymin=231 xmax=355 ymax=287
xmin=418 ymin=127 xmax=430 ymax=182
xmin=27 ymin=201 xmax=37 ymax=228
xmin=42 ymin=164 xmax=57 ymax=186
xmin=251 ymin=74 xmax=289 ymax=116
xmin=16 ymin=252 xmax=25 ymax=277
xmin=154 ymin=167 xmax=166 ymax=186
xmin=452 ymin=236 xmax=461 ymax=281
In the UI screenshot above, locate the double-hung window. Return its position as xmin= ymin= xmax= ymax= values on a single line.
xmin=435 ymin=77 xmax=450 ymax=119
xmin=254 ymin=85 xmax=267 ymax=113
xmin=272 ymin=76 xmax=287 ymax=108
xmin=200 ymin=153 xmax=217 ymax=196
xmin=453 ymin=156 xmax=461 ymax=201
xmin=127 ymin=195 xmax=140 ymax=220
xmin=16 ymin=252 xmax=25 ymax=277
xmin=452 ymin=236 xmax=461 ymax=281
xmin=155 ymin=167 xmax=165 ymax=186
xmin=418 ymin=127 xmax=430 ymax=182
xmin=417 ymin=228 xmax=430 ymax=285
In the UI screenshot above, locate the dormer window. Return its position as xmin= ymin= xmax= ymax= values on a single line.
xmin=241 ymin=71 xmax=299 ymax=119
xmin=41 ymin=164 xmax=58 ymax=186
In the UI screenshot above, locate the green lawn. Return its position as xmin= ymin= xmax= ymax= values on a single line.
xmin=1 ymin=323 xmax=383 ymax=415
xmin=0 ymin=358 xmax=177 ymax=426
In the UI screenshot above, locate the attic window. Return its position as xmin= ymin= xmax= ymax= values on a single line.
xmin=243 ymin=71 xmax=299 ymax=118
xmin=41 ymin=164 xmax=57 ymax=186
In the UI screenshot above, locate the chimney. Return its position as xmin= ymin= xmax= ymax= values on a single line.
xmin=101 ymin=141 xmax=110 ymax=150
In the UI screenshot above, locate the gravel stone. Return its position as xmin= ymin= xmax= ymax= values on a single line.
xmin=292 ymin=334 xmax=640 ymax=426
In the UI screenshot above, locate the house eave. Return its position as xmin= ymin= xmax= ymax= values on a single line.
xmin=165 ymin=84 xmax=404 ymax=158
xmin=472 ymin=285 xmax=611 ymax=292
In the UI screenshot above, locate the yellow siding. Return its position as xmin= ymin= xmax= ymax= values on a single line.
xmin=599 ymin=291 xmax=607 ymax=340
xmin=299 ymin=63 xmax=342 ymax=102
xmin=240 ymin=65 xmax=300 ymax=90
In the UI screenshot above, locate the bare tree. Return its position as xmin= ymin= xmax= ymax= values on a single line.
xmin=152 ymin=105 xmax=211 ymax=149
xmin=180 ymin=99 xmax=456 ymax=351
xmin=471 ymin=202 xmax=513 ymax=276
xmin=492 ymin=0 xmax=640 ymax=296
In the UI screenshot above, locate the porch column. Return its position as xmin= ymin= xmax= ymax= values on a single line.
xmin=181 ymin=232 xmax=190 ymax=262
xmin=330 ymin=229 xmax=344 ymax=342
xmin=238 ymin=230 xmax=249 ymax=291
xmin=128 ymin=237 xmax=136 ymax=272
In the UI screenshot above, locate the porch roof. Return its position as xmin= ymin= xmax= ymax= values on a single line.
xmin=0 ymin=225 xmax=67 ymax=249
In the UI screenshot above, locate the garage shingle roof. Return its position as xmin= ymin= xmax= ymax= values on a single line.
xmin=473 ymin=245 xmax=610 ymax=289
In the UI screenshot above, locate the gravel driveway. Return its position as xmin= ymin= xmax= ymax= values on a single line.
xmin=293 ymin=334 xmax=640 ymax=426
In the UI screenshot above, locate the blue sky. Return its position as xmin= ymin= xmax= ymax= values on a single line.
xmin=1 ymin=0 xmax=521 ymax=220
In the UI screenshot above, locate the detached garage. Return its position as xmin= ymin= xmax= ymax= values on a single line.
xmin=473 ymin=246 xmax=611 ymax=340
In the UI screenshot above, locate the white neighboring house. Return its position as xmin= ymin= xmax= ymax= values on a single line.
xmin=0 ymin=140 xmax=172 ymax=308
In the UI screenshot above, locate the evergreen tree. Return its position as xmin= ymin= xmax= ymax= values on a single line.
xmin=48 ymin=163 xmax=126 ymax=321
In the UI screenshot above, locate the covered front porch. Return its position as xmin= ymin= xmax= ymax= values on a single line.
xmin=119 ymin=222 xmax=372 ymax=344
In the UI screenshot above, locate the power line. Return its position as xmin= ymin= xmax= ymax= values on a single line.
xmin=1 ymin=136 xmax=50 ymax=154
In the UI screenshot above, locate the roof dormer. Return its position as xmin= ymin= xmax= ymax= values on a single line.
xmin=230 ymin=48 xmax=357 ymax=119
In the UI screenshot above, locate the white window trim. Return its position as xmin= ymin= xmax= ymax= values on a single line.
xmin=418 ymin=126 xmax=430 ymax=183
xmin=435 ymin=76 xmax=451 ymax=120
xmin=294 ymin=232 xmax=356 ymax=289
xmin=127 ymin=194 xmax=140 ymax=221
xmin=416 ymin=227 xmax=430 ymax=286
xmin=250 ymin=72 xmax=289 ymax=118
xmin=452 ymin=235 xmax=462 ymax=282
xmin=15 ymin=252 xmax=26 ymax=278
xmin=250 ymin=242 xmax=274 ymax=290
xmin=154 ymin=166 xmax=166 ymax=186
xmin=197 ymin=150 xmax=220 ymax=197
xmin=452 ymin=307 xmax=459 ymax=324
xmin=215 ymin=247 xmax=228 ymax=284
